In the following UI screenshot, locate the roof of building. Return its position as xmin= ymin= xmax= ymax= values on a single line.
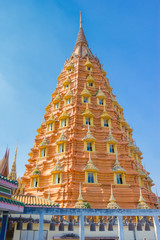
xmin=0 ymin=174 xmax=18 ymax=186
xmin=13 ymin=194 xmax=59 ymax=207
xmin=0 ymin=196 xmax=24 ymax=207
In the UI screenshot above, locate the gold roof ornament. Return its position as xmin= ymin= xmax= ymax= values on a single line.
xmin=106 ymin=127 xmax=117 ymax=143
xmin=59 ymin=109 xmax=69 ymax=120
xmin=134 ymin=146 xmax=142 ymax=155
xmin=101 ymin=65 xmax=107 ymax=77
xmin=39 ymin=136 xmax=49 ymax=148
xmin=117 ymin=103 xmax=123 ymax=111
xmin=137 ymin=163 xmax=146 ymax=177
xmin=128 ymin=140 xmax=135 ymax=149
xmin=137 ymin=188 xmax=150 ymax=209
xmin=107 ymin=185 xmax=120 ymax=209
xmin=101 ymin=104 xmax=112 ymax=119
xmin=86 ymin=74 xmax=95 ymax=83
xmin=85 ymin=57 xmax=93 ymax=67
xmin=53 ymin=93 xmax=61 ymax=103
xmin=63 ymin=76 xmax=71 ymax=86
xmin=84 ymin=151 xmax=98 ymax=171
xmin=81 ymin=83 xmax=91 ymax=96
xmin=82 ymin=104 xmax=94 ymax=117
xmin=112 ymin=153 xmax=126 ymax=173
xmin=111 ymin=95 xmax=118 ymax=104
xmin=56 ymin=130 xmax=67 ymax=144
xmin=106 ymin=80 xmax=112 ymax=91
xmin=46 ymin=114 xmax=55 ymax=124
xmin=96 ymin=87 xmax=106 ymax=98
xmin=51 ymin=154 xmax=63 ymax=172
xmin=31 ymin=161 xmax=41 ymax=176
xmin=75 ymin=183 xmax=86 ymax=208
xmin=64 ymin=88 xmax=73 ymax=99
xmin=66 ymin=62 xmax=74 ymax=70
xmin=8 ymin=145 xmax=17 ymax=181
xmin=83 ymin=124 xmax=96 ymax=141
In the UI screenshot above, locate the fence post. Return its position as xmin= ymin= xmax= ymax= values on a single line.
xmin=39 ymin=213 xmax=44 ymax=240
xmin=118 ymin=215 xmax=124 ymax=240
xmin=79 ymin=213 xmax=85 ymax=240
xmin=153 ymin=216 xmax=160 ymax=240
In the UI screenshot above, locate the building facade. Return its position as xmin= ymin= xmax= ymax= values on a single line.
xmin=20 ymin=13 xmax=157 ymax=209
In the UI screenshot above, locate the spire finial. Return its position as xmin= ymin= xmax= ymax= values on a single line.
xmin=78 ymin=182 xmax=84 ymax=201
xmin=8 ymin=145 xmax=17 ymax=180
xmin=80 ymin=12 xmax=82 ymax=28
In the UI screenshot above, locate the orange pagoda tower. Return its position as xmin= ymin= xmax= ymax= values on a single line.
xmin=21 ymin=13 xmax=157 ymax=209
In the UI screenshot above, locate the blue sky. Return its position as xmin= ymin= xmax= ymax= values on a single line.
xmin=0 ymin=0 xmax=159 ymax=195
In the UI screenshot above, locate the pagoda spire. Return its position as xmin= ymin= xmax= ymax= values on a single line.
xmin=71 ymin=12 xmax=93 ymax=58
xmin=75 ymin=183 xmax=85 ymax=208
xmin=80 ymin=11 xmax=82 ymax=28
xmin=75 ymin=12 xmax=88 ymax=47
xmin=8 ymin=145 xmax=17 ymax=181
xmin=137 ymin=187 xmax=150 ymax=209
xmin=107 ymin=185 xmax=120 ymax=209
xmin=0 ymin=147 xmax=9 ymax=177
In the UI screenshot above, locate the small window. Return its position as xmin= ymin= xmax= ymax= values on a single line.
xmin=87 ymin=66 xmax=91 ymax=71
xmin=64 ymin=85 xmax=69 ymax=89
xmin=41 ymin=148 xmax=46 ymax=157
xmin=59 ymin=143 xmax=64 ymax=153
xmin=86 ymin=117 xmax=91 ymax=125
xmin=68 ymin=68 xmax=71 ymax=72
xmin=116 ymin=174 xmax=123 ymax=184
xmin=83 ymin=96 xmax=88 ymax=103
xmin=33 ymin=178 xmax=38 ymax=188
xmin=99 ymin=98 xmax=104 ymax=105
xmin=54 ymin=103 xmax=59 ymax=109
xmin=87 ymin=142 xmax=92 ymax=151
xmin=55 ymin=173 xmax=61 ymax=184
xmin=88 ymin=172 xmax=94 ymax=183
xmin=48 ymin=123 xmax=53 ymax=131
xmin=104 ymin=119 xmax=109 ymax=127
xmin=109 ymin=144 xmax=115 ymax=153
xmin=66 ymin=98 xmax=70 ymax=105
xmin=88 ymin=82 xmax=93 ymax=87
xmin=62 ymin=119 xmax=66 ymax=127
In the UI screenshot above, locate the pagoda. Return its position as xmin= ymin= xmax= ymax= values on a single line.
xmin=21 ymin=13 xmax=157 ymax=209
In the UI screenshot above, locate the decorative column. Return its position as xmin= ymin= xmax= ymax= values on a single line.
xmin=38 ymin=213 xmax=44 ymax=240
xmin=117 ymin=215 xmax=124 ymax=240
xmin=79 ymin=213 xmax=85 ymax=240
xmin=0 ymin=212 xmax=8 ymax=240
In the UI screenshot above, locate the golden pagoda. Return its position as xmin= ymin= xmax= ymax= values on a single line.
xmin=21 ymin=13 xmax=157 ymax=209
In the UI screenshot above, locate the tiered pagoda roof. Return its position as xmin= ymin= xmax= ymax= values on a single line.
xmin=19 ymin=13 xmax=157 ymax=209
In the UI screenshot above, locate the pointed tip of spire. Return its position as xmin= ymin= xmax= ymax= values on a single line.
xmin=80 ymin=11 xmax=82 ymax=28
